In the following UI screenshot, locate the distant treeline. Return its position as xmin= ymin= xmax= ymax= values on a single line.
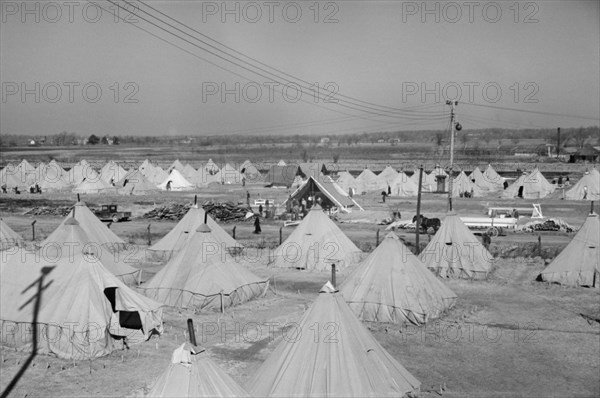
xmin=1 ymin=126 xmax=598 ymax=149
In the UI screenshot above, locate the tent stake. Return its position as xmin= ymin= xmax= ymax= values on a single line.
xmin=187 ymin=319 xmax=197 ymax=346
xmin=415 ymin=166 xmax=424 ymax=254
xmin=31 ymin=220 xmax=36 ymax=241
xmin=331 ymin=263 xmax=336 ymax=288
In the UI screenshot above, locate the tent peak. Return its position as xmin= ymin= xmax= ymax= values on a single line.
xmin=196 ymin=224 xmax=212 ymax=233
xmin=319 ymin=281 xmax=337 ymax=294
xmin=64 ymin=217 xmax=79 ymax=226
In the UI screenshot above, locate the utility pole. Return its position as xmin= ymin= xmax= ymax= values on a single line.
xmin=556 ymin=127 xmax=561 ymax=158
xmin=446 ymin=100 xmax=458 ymax=211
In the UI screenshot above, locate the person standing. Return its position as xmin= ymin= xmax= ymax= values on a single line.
xmin=246 ymin=190 xmax=250 ymax=205
xmin=482 ymin=232 xmax=491 ymax=251
xmin=253 ymin=215 xmax=261 ymax=234
xmin=258 ymin=204 xmax=263 ymax=217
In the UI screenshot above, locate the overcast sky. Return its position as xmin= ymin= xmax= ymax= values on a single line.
xmin=1 ymin=0 xmax=599 ymax=137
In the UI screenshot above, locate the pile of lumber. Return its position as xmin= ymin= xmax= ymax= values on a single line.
xmin=517 ymin=218 xmax=575 ymax=233
xmin=142 ymin=203 xmax=192 ymax=221
xmin=141 ymin=201 xmax=252 ymax=222
xmin=24 ymin=206 xmax=73 ymax=216
xmin=202 ymin=200 xmax=252 ymax=222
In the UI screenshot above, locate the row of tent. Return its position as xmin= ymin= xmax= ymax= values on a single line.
xmin=1 ymin=201 xmax=598 ymax=396
xmin=3 ymin=159 xmax=597 ymax=200
xmin=336 ymin=165 xmax=599 ymax=200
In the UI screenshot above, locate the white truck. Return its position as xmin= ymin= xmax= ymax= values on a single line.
xmin=460 ymin=204 xmax=543 ymax=237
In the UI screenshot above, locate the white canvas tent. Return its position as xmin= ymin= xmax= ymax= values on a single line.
xmin=100 ymin=161 xmax=127 ymax=185
xmin=142 ymin=223 xmax=267 ymax=310
xmin=42 ymin=218 xmax=141 ymax=285
xmin=116 ymin=170 xmax=159 ymax=195
xmin=42 ymin=201 xmax=126 ymax=249
xmin=565 ymin=169 xmax=600 ymax=201
xmin=341 ymin=232 xmax=457 ymax=325
xmin=452 ymin=171 xmax=484 ymax=197
xmin=246 ymin=282 xmax=421 ymax=397
xmin=72 ymin=177 xmax=117 ymax=194
xmin=0 ymin=219 xmax=24 ymax=251
xmin=158 ymin=169 xmax=195 ymax=191
xmin=149 ymin=204 xmax=241 ymax=255
xmin=378 ymin=166 xmax=399 ymax=186
xmin=390 ymin=172 xmax=419 ymax=197
xmin=420 ymin=213 xmax=493 ymax=280
xmin=269 ymin=206 xmax=362 ymax=271
xmin=146 ymin=343 xmax=249 ymax=397
xmin=0 ymin=243 xmax=163 ymax=359
xmin=502 ymin=168 xmax=555 ymax=199
xmin=539 ymin=213 xmax=599 ymax=287
xmin=471 ymin=166 xmax=502 ymax=192
xmin=355 ymin=168 xmax=387 ymax=193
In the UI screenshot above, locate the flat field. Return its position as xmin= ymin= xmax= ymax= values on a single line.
xmin=0 ymin=152 xmax=599 ymax=398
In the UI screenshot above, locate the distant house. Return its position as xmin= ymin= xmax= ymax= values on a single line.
xmin=28 ymin=139 xmax=36 ymax=146
xmin=569 ymin=145 xmax=600 ymax=163
xmin=377 ymin=139 xmax=385 ymax=143
xmin=320 ymin=137 xmax=330 ymax=144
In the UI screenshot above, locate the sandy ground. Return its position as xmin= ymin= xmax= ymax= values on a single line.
xmin=1 ymin=182 xmax=599 ymax=397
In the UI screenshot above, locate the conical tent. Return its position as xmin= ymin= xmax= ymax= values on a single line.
xmin=239 ymin=160 xmax=262 ymax=182
xmin=420 ymin=213 xmax=492 ymax=280
xmin=150 ymin=205 xmax=241 ymax=253
xmin=539 ymin=213 xmax=599 ymax=287
xmin=139 ymin=159 xmax=153 ymax=175
xmin=116 ymin=170 xmax=159 ymax=195
xmin=246 ymin=282 xmax=421 ymax=397
xmin=72 ymin=177 xmax=117 ymax=194
xmin=39 ymin=174 xmax=71 ymax=192
xmin=146 ymin=343 xmax=249 ymax=397
xmin=216 ymin=163 xmax=244 ymax=184
xmin=483 ymin=164 xmax=504 ymax=188
xmin=378 ymin=166 xmax=399 ymax=186
xmin=390 ymin=172 xmax=418 ymax=197
xmin=565 ymin=169 xmax=600 ymax=201
xmin=341 ymin=232 xmax=456 ymax=325
xmin=0 ymin=219 xmax=24 ymax=251
xmin=0 ymin=249 xmax=163 ymax=359
xmin=182 ymin=164 xmax=197 ymax=180
xmin=502 ymin=168 xmax=555 ymax=199
xmin=150 ymin=166 xmax=169 ymax=185
xmin=203 ymin=159 xmax=220 ymax=175
xmin=283 ymin=176 xmax=363 ymax=213
xmin=411 ymin=169 xmax=433 ymax=192
xmin=269 ymin=206 xmax=362 ymax=271
xmin=452 ymin=171 xmax=484 ymax=197
xmin=142 ymin=224 xmax=267 ymax=310
xmin=42 ymin=218 xmax=141 ymax=285
xmin=158 ymin=169 xmax=195 ymax=191
xmin=100 ymin=161 xmax=127 ymax=184
xmin=355 ymin=168 xmax=387 ymax=193
xmin=169 ymin=159 xmax=185 ymax=173
xmin=67 ymin=160 xmax=99 ymax=186
xmin=471 ymin=166 xmax=502 ymax=192
xmin=277 ymin=159 xmax=287 ymax=166
xmin=1 ymin=163 xmax=29 ymax=189
xmin=335 ymin=171 xmax=358 ymax=195
xmin=43 ymin=201 xmax=126 ymax=248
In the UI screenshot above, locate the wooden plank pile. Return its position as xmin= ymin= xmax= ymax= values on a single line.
xmin=202 ymin=200 xmax=252 ymax=222
xmin=24 ymin=206 xmax=73 ymax=216
xmin=142 ymin=203 xmax=192 ymax=221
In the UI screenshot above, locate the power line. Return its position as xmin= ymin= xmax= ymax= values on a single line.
xmin=135 ymin=0 xmax=449 ymax=117
xmin=103 ymin=0 xmax=447 ymax=120
xmin=462 ymin=102 xmax=600 ymax=121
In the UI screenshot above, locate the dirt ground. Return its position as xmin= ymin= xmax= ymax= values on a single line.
xmin=1 ymin=182 xmax=599 ymax=397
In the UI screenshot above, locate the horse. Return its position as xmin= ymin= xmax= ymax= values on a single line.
xmin=412 ymin=214 xmax=441 ymax=233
